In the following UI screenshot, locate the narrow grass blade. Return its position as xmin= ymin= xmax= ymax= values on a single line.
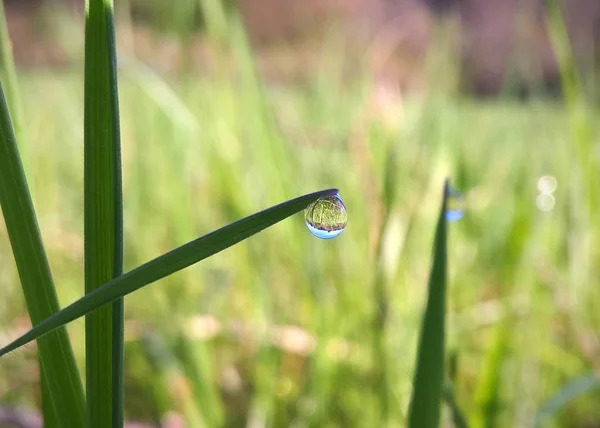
xmin=0 ymin=0 xmax=23 ymax=140
xmin=0 ymin=188 xmax=338 ymax=356
xmin=0 ymin=4 xmax=54 ymax=426
xmin=198 ymin=0 xmax=229 ymax=42
xmin=546 ymin=0 xmax=582 ymax=106
xmin=173 ymin=334 xmax=223 ymax=426
xmin=84 ymin=0 xmax=124 ymax=426
xmin=371 ymin=142 xmax=400 ymax=421
xmin=0 ymin=84 xmax=86 ymax=425
xmin=444 ymin=381 xmax=469 ymax=428
xmin=473 ymin=323 xmax=507 ymax=428
xmin=407 ymin=180 xmax=448 ymax=428
xmin=546 ymin=0 xmax=596 ymax=213
xmin=534 ymin=375 xmax=600 ymax=427
xmin=444 ymin=352 xmax=469 ymax=428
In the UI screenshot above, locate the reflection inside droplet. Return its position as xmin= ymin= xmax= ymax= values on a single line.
xmin=305 ymin=194 xmax=348 ymax=239
xmin=445 ymin=186 xmax=464 ymax=222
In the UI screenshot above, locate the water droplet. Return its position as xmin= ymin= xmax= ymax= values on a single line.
xmin=537 ymin=175 xmax=557 ymax=194
xmin=536 ymin=193 xmax=555 ymax=212
xmin=445 ymin=187 xmax=464 ymax=222
xmin=305 ymin=194 xmax=347 ymax=239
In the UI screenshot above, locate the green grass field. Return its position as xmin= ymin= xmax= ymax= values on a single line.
xmin=1 ymin=44 xmax=600 ymax=427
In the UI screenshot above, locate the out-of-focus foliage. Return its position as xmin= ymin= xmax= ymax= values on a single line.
xmin=0 ymin=0 xmax=600 ymax=427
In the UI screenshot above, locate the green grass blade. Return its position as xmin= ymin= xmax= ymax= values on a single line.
xmin=371 ymin=142 xmax=400 ymax=422
xmin=84 ymin=0 xmax=124 ymax=427
xmin=473 ymin=323 xmax=507 ymax=428
xmin=0 ymin=4 xmax=55 ymax=426
xmin=198 ymin=0 xmax=229 ymax=43
xmin=0 ymin=0 xmax=23 ymax=141
xmin=407 ymin=180 xmax=448 ymax=428
xmin=41 ymin=365 xmax=60 ymax=428
xmin=444 ymin=381 xmax=469 ymax=428
xmin=0 ymin=188 xmax=338 ymax=356
xmin=0 ymin=84 xmax=86 ymax=426
xmin=173 ymin=333 xmax=224 ymax=426
xmin=534 ymin=375 xmax=600 ymax=427
xmin=546 ymin=0 xmax=596 ymax=215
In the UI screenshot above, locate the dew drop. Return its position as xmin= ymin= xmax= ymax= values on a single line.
xmin=445 ymin=187 xmax=464 ymax=222
xmin=536 ymin=193 xmax=555 ymax=212
xmin=537 ymin=175 xmax=557 ymax=194
xmin=305 ymin=194 xmax=348 ymax=239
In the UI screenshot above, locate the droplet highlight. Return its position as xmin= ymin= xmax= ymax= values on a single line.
xmin=537 ymin=175 xmax=557 ymax=194
xmin=445 ymin=187 xmax=464 ymax=222
xmin=305 ymin=194 xmax=348 ymax=239
xmin=536 ymin=175 xmax=557 ymax=212
xmin=536 ymin=193 xmax=555 ymax=212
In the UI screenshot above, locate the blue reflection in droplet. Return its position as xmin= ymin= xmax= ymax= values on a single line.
xmin=305 ymin=194 xmax=347 ymax=240
xmin=445 ymin=209 xmax=464 ymax=222
xmin=306 ymin=223 xmax=345 ymax=239
xmin=445 ymin=186 xmax=464 ymax=222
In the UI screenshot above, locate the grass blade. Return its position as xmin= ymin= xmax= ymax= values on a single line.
xmin=444 ymin=381 xmax=469 ymax=428
xmin=407 ymin=180 xmax=448 ymax=428
xmin=0 ymin=0 xmax=23 ymax=140
xmin=0 ymin=4 xmax=56 ymax=425
xmin=0 ymin=188 xmax=338 ymax=356
xmin=84 ymin=0 xmax=124 ymax=427
xmin=534 ymin=375 xmax=600 ymax=427
xmin=0 ymin=84 xmax=86 ymax=425
xmin=473 ymin=323 xmax=507 ymax=428
xmin=372 ymin=142 xmax=400 ymax=422
xmin=41 ymin=365 xmax=60 ymax=428
xmin=173 ymin=333 xmax=224 ymax=426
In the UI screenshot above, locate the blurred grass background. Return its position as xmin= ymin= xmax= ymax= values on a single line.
xmin=1 ymin=0 xmax=600 ymax=427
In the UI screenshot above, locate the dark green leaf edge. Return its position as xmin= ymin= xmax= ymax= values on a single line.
xmin=407 ymin=179 xmax=448 ymax=428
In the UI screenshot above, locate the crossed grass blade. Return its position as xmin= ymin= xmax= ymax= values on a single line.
xmin=0 ymin=188 xmax=339 ymax=357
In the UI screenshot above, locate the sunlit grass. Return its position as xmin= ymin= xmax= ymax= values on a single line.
xmin=0 ymin=63 xmax=597 ymax=426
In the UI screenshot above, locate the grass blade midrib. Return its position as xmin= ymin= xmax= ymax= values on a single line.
xmin=84 ymin=0 xmax=124 ymax=426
